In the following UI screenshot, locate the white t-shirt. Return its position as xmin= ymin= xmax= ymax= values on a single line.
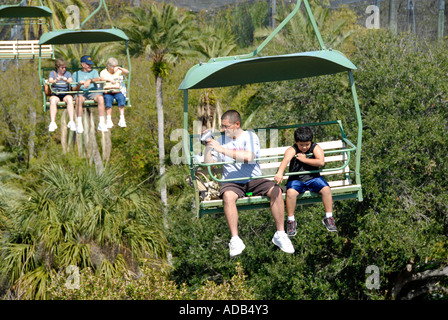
xmin=100 ymin=68 xmax=123 ymax=90
xmin=212 ymin=130 xmax=262 ymax=184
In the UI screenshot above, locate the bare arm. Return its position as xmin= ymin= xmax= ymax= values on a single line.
xmin=204 ymin=139 xmax=255 ymax=163
xmin=203 ymin=144 xmax=215 ymax=164
xmin=296 ymin=144 xmax=325 ymax=167
xmin=274 ymin=147 xmax=296 ymax=184
xmin=116 ymin=66 xmax=129 ymax=75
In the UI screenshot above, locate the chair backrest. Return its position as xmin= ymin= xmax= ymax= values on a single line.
xmin=189 ymin=121 xmax=355 ymax=187
xmin=0 ymin=40 xmax=52 ymax=59
xmin=258 ymin=140 xmax=351 ymax=188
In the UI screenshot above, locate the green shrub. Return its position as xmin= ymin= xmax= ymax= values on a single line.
xmin=47 ymin=262 xmax=255 ymax=300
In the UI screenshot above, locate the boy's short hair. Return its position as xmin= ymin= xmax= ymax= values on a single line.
xmin=221 ymin=109 xmax=242 ymax=124
xmin=294 ymin=126 xmax=313 ymax=142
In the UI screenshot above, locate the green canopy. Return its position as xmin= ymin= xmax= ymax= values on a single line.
xmin=38 ymin=28 xmax=129 ymax=45
xmin=178 ymin=50 xmax=356 ymax=90
xmin=0 ymin=5 xmax=52 ymax=18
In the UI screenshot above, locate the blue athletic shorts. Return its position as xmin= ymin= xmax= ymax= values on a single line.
xmin=286 ymin=176 xmax=329 ymax=194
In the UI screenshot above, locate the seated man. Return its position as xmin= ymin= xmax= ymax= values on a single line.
xmin=71 ymin=55 xmax=107 ymax=133
xmin=204 ymin=110 xmax=294 ymax=257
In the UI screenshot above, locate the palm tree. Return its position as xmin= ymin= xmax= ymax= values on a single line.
xmin=192 ymin=25 xmax=236 ymax=133
xmin=120 ymin=3 xmax=195 ymax=213
xmin=193 ymin=25 xmax=237 ymax=61
xmin=0 ymin=162 xmax=167 ymax=299
xmin=255 ymin=1 xmax=356 ymax=53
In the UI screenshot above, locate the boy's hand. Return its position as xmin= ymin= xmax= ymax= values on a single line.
xmin=274 ymin=173 xmax=283 ymax=184
xmin=295 ymin=153 xmax=306 ymax=161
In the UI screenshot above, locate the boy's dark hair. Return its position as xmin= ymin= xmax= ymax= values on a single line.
xmin=294 ymin=126 xmax=313 ymax=142
xmin=221 ymin=109 xmax=241 ymax=124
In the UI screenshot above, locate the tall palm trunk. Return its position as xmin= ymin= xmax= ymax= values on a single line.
xmin=27 ymin=105 xmax=36 ymax=165
xmin=156 ymin=75 xmax=167 ymax=209
xmin=156 ymin=74 xmax=172 ymax=265
xmin=87 ymin=109 xmax=104 ymax=173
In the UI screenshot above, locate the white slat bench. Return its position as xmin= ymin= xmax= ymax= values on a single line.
xmin=196 ymin=139 xmax=362 ymax=216
xmin=0 ymin=40 xmax=53 ymax=59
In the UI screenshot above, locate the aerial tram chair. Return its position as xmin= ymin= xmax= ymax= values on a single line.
xmin=179 ymin=0 xmax=363 ymax=218
xmin=0 ymin=0 xmax=54 ymax=59
xmin=37 ymin=0 xmax=132 ymax=112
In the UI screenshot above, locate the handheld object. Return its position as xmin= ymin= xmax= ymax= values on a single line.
xmin=200 ymin=130 xmax=214 ymax=145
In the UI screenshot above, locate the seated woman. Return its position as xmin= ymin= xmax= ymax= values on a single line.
xmin=100 ymin=57 xmax=130 ymax=128
xmin=48 ymin=58 xmax=75 ymax=132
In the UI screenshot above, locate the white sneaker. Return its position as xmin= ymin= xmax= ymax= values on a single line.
xmin=48 ymin=121 xmax=57 ymax=132
xmin=98 ymin=122 xmax=109 ymax=132
xmin=76 ymin=123 xmax=84 ymax=134
xmin=106 ymin=119 xmax=114 ymax=129
xmin=118 ymin=118 xmax=127 ymax=128
xmin=272 ymin=231 xmax=295 ymax=254
xmin=229 ymin=237 xmax=246 ymax=257
xmin=67 ymin=120 xmax=76 ymax=131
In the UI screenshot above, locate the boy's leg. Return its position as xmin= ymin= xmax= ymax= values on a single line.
xmin=285 ymin=188 xmax=299 ymax=237
xmin=314 ymin=181 xmax=337 ymax=232
xmin=286 ymin=188 xmax=299 ymax=218
xmin=284 ymin=180 xmax=305 ymax=237
xmin=320 ymin=185 xmax=333 ymax=214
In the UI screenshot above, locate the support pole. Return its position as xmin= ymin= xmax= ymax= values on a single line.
xmin=389 ymin=0 xmax=398 ymax=34
xmin=348 ymin=70 xmax=363 ymax=202
xmin=439 ymin=0 xmax=445 ymax=40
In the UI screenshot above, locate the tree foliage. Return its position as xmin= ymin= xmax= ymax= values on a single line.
xmin=0 ymin=162 xmax=167 ymax=299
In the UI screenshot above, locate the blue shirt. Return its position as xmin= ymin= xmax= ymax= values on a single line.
xmin=49 ymin=70 xmax=72 ymax=92
xmin=72 ymin=69 xmax=99 ymax=91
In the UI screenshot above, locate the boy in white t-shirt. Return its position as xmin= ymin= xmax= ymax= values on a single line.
xmin=100 ymin=57 xmax=129 ymax=128
xmin=204 ymin=110 xmax=294 ymax=257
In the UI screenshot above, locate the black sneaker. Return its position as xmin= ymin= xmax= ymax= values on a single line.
xmin=286 ymin=220 xmax=297 ymax=237
xmin=322 ymin=217 xmax=338 ymax=232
